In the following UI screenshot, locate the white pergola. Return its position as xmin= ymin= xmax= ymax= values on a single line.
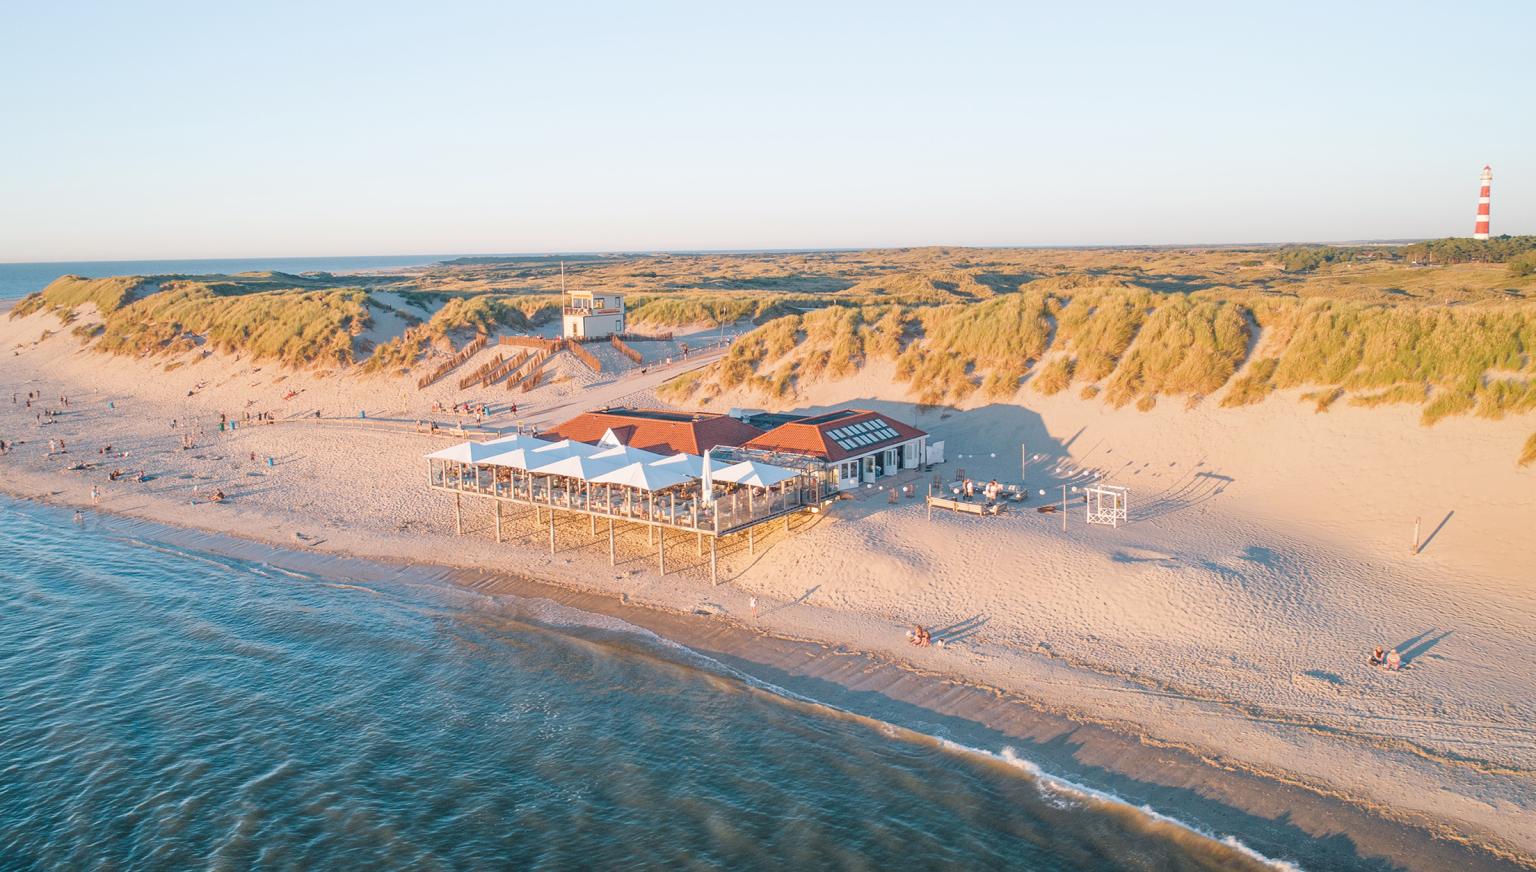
xmin=425 ymin=434 xmax=811 ymax=578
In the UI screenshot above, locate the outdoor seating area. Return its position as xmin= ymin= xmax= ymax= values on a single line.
xmin=425 ymin=432 xmax=820 ymax=582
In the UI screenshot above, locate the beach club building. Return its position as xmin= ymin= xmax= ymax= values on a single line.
xmin=543 ymin=406 xmax=929 ymax=492
xmin=422 ymin=405 xmax=931 ymax=582
xmin=738 ymin=409 xmax=929 ymax=491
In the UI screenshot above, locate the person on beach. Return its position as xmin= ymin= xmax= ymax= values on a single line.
xmin=1369 ymin=645 xmax=1385 ymax=666
xmin=749 ymin=596 xmax=758 ymax=621
xmin=962 ymin=478 xmax=975 ymax=501
xmin=1385 ymin=649 xmax=1402 ymax=670
xmin=90 ymin=485 xmax=99 ymax=504
xmin=909 ymin=625 xmax=930 ymax=647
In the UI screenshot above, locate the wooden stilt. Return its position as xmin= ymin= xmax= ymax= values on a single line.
xmin=709 ymin=535 xmax=717 ymax=585
xmin=658 ymin=527 xmax=666 ymax=575
xmin=494 ymin=499 xmax=502 ymax=542
xmin=748 ymin=526 xmax=754 ymax=555
xmin=696 ymin=531 xmax=703 ymax=555
xmin=608 ymin=517 xmax=616 ymax=566
xmin=548 ymin=508 xmax=556 ymax=554
xmin=454 ymin=492 xmax=462 ymax=536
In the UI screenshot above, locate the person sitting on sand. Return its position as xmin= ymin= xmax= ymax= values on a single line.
xmin=1369 ymin=645 xmax=1385 ymax=666
xmin=209 ymin=489 xmax=226 ymax=503
xmin=909 ymin=625 xmax=931 ymax=647
xmin=1385 ymin=649 xmax=1401 ymax=670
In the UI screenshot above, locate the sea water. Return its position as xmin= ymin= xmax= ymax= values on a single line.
xmin=0 ymin=256 xmax=452 ymax=301
xmin=0 ymin=497 xmax=1295 ymax=870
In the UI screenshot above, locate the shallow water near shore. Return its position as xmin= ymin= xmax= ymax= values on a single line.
xmin=0 ymin=497 xmax=1296 ymax=870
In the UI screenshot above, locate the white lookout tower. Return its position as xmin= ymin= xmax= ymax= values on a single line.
xmin=557 ymin=261 xmax=625 ymax=340
xmin=562 ymin=289 xmax=625 ymax=339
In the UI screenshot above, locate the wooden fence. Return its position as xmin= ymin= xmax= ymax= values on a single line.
xmin=498 ymin=335 xmax=562 ymax=352
xmin=567 ymin=341 xmax=602 ymax=373
xmin=417 ymin=333 xmax=488 ymax=389
xmin=509 ymin=345 xmax=559 ymax=391
xmin=478 ymin=350 xmax=529 ymax=388
xmin=457 ymin=352 xmax=504 ymax=390
xmin=610 ymin=335 xmax=643 ymax=364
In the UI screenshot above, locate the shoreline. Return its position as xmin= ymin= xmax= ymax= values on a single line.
xmin=4 ymin=485 xmax=1528 ymax=871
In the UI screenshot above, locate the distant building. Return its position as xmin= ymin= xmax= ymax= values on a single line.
xmin=562 ymin=290 xmax=625 ymax=339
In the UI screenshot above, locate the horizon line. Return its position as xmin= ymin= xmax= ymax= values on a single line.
xmin=0 ymin=237 xmax=1480 ymax=267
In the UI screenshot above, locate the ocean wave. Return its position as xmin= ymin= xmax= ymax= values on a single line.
xmin=490 ymin=600 xmax=1308 ymax=872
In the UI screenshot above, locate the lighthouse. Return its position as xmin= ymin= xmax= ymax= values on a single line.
xmin=1474 ymin=165 xmax=1492 ymax=240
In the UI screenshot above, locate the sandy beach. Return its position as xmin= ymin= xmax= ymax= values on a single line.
xmin=3 ymin=305 xmax=1534 ymax=870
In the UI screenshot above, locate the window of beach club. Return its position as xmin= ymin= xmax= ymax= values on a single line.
xmin=426 ymin=455 xmax=816 ymax=533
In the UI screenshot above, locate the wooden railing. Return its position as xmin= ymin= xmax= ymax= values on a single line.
xmin=417 ymin=333 xmax=488 ymax=389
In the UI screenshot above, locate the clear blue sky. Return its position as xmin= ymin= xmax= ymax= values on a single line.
xmin=2 ymin=1 xmax=1532 ymax=261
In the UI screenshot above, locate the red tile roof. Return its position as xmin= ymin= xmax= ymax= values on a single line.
xmin=540 ymin=408 xmax=765 ymax=456
xmin=743 ymin=409 xmax=925 ymax=462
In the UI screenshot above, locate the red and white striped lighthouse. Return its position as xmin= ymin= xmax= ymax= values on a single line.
xmin=1473 ymin=165 xmax=1492 ymax=240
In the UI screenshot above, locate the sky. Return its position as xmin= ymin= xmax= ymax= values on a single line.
xmin=2 ymin=1 xmax=1534 ymax=261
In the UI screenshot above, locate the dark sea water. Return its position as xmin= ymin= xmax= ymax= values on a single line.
xmin=0 ymin=256 xmax=452 ymax=301
xmin=0 ymin=497 xmax=1294 ymax=871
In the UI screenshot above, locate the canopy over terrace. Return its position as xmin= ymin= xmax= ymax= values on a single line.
xmin=713 ymin=459 xmax=800 ymax=488
xmin=590 ymin=461 xmax=694 ymax=492
xmin=425 ymin=432 xmax=825 ymax=581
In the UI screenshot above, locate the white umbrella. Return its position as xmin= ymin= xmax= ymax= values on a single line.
xmin=650 ymin=452 xmax=704 ymax=477
xmin=589 ymin=461 xmax=694 ymax=492
xmin=532 ymin=438 xmax=600 ymax=457
xmin=479 ymin=446 xmax=543 ymax=470
xmin=714 ymin=460 xmax=799 ymax=488
xmin=591 ymin=444 xmax=670 ymax=466
xmin=424 ymin=441 xmax=507 ymax=464
xmin=525 ymin=453 xmax=621 ymax=479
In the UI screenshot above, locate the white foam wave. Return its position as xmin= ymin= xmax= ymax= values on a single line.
xmin=942 ymin=740 xmax=1306 ymax=872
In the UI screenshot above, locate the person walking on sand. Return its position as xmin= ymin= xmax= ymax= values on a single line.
xmin=749 ymin=596 xmax=758 ymax=621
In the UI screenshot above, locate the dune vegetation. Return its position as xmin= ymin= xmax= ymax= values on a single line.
xmin=90 ymin=282 xmax=371 ymax=367
xmin=12 ymin=275 xmax=150 ymax=319
xmin=13 ymin=242 xmax=1536 ymax=461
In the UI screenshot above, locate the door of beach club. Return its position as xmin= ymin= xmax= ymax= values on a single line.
xmin=836 ymin=461 xmax=858 ymax=491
